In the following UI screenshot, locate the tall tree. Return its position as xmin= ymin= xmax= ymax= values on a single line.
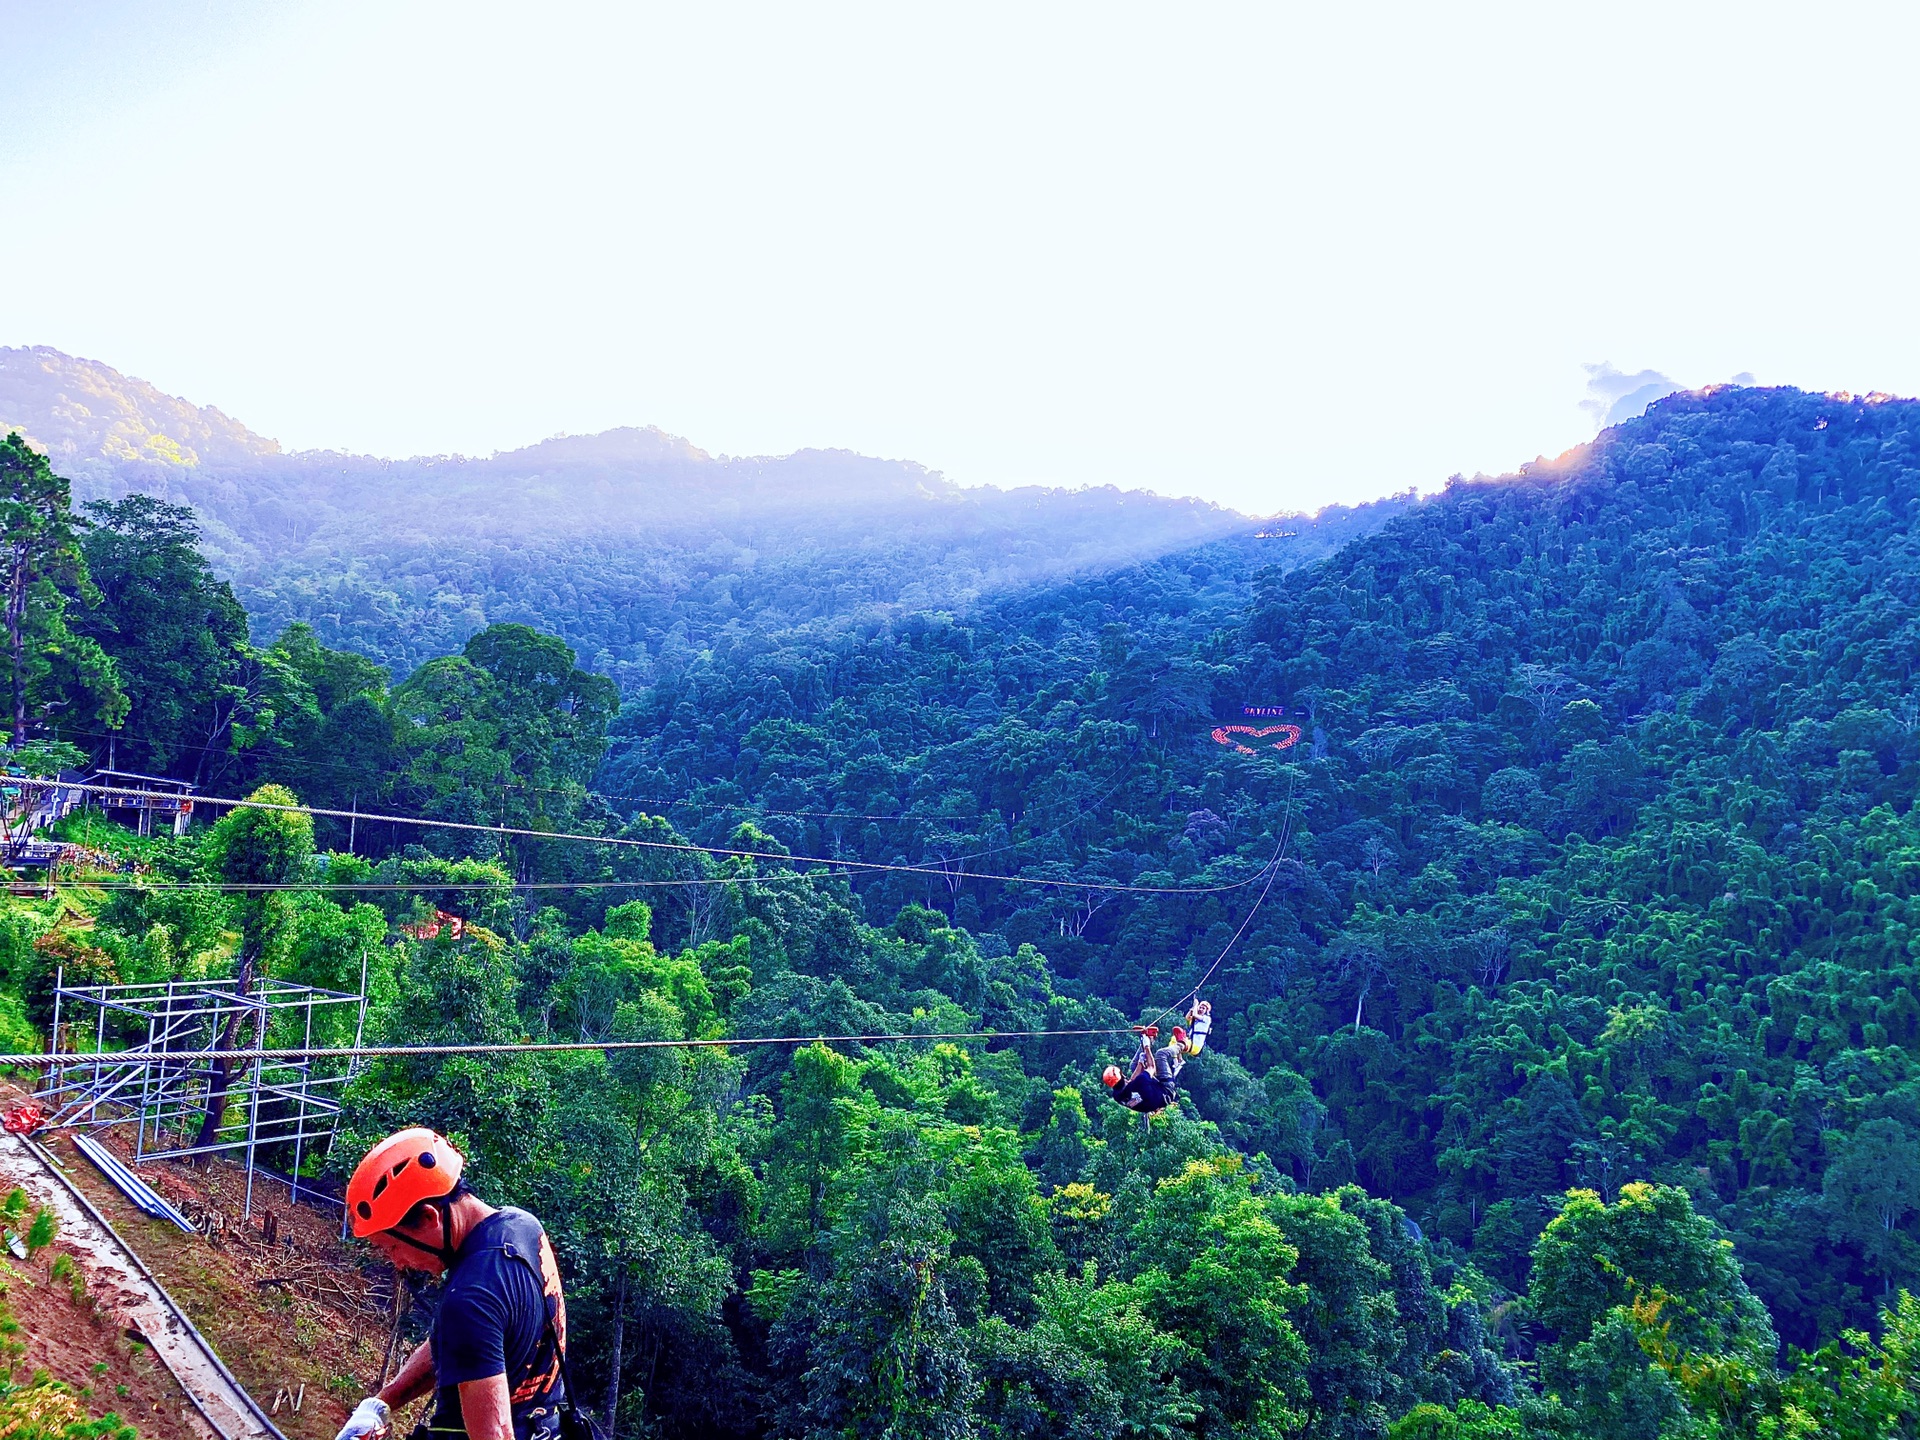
xmin=77 ymin=494 xmax=250 ymax=774
xmin=194 ymin=783 xmax=316 ymax=1147
xmin=1823 ymin=1119 xmax=1920 ymax=1298
xmin=395 ymin=623 xmax=618 ymax=877
xmin=0 ymin=433 xmax=124 ymax=750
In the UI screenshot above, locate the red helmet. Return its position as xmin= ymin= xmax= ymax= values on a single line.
xmin=1171 ymin=1027 xmax=1189 ymax=1046
xmin=346 ymin=1127 xmax=464 ymax=1238
xmin=1101 ymin=1065 xmax=1122 ymax=1087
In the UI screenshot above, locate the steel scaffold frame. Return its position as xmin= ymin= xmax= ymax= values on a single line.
xmin=38 ymin=967 xmax=369 ymax=1220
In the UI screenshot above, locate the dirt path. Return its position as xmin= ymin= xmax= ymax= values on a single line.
xmin=35 ymin=1129 xmax=402 ymax=1440
xmin=0 ymin=1132 xmax=277 ymax=1440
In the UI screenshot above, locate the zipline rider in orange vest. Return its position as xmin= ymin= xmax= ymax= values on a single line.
xmin=334 ymin=1129 xmax=587 ymax=1440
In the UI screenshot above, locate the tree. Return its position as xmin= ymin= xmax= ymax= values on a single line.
xmin=1386 ymin=1400 xmax=1530 ymax=1440
xmin=1531 ymin=1183 xmax=1774 ymax=1356
xmin=1267 ymin=1187 xmax=1402 ymax=1437
xmin=463 ymin=622 xmax=619 ymax=793
xmin=969 ymin=1317 xmax=1122 ymax=1440
xmin=248 ymin=623 xmax=398 ymax=815
xmin=76 ymin=495 xmax=250 ymax=774
xmin=0 ymin=433 xmax=124 ymax=749
xmin=394 ymin=624 xmax=618 ymax=877
xmin=1031 ymin=1086 xmax=1093 ymax=1192
xmin=1127 ymin=1156 xmax=1310 ymax=1436
xmin=764 ymin=1043 xmax=864 ymax=1254
xmin=790 ymin=1192 xmax=975 ymax=1440
xmin=193 ymin=784 xmax=316 ymax=1147
xmin=1530 ymin=1184 xmax=1775 ymax=1438
xmin=1824 ymin=1119 xmax=1920 ymax=1297
xmin=1030 ymin=1265 xmax=1198 ymax=1439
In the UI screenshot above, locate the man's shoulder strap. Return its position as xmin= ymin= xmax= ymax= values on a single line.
xmin=496 ymin=1229 xmax=579 ymax=1422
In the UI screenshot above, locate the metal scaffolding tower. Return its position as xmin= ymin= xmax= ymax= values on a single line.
xmin=37 ymin=967 xmax=369 ymax=1220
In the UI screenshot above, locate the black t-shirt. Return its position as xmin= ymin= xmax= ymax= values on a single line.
xmin=426 ymin=1207 xmax=568 ymax=1440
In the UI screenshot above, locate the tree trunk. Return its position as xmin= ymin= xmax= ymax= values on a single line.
xmin=9 ymin=540 xmax=27 ymax=751
xmin=602 ymin=1262 xmax=627 ymax=1435
xmin=195 ymin=942 xmax=259 ymax=1149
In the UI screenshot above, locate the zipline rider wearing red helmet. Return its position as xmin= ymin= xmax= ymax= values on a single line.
xmin=335 ymin=1129 xmax=575 ymax=1440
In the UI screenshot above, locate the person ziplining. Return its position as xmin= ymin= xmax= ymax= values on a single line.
xmin=1094 ymin=750 xmax=1292 ymax=1118
xmin=1102 ymin=998 xmax=1211 ymax=1115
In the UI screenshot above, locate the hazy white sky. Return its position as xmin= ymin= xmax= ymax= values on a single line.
xmin=4 ymin=2 xmax=1917 ymax=514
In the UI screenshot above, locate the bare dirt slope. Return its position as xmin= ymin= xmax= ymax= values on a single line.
xmin=1 ymin=1132 xmax=228 ymax=1440
xmin=0 ymin=1166 xmax=211 ymax=1440
xmin=0 ymin=1077 xmax=424 ymax=1440
xmin=37 ymin=1129 xmax=404 ymax=1440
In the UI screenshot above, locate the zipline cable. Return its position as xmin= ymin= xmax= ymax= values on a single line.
xmin=34 ymin=721 xmax=1132 ymax=830
xmin=23 ymin=744 xmax=1144 ymax=891
xmin=913 ymin=740 xmax=1144 ymax=869
xmin=1143 ymin=766 xmax=1299 ymax=1032
xmin=0 ymin=1026 xmax=1127 ymax=1071
xmin=38 ymin=779 xmax=1283 ymax=898
xmin=28 ymin=875 xmax=822 ymax=893
xmin=3 ymin=779 xmax=1299 ymax=1085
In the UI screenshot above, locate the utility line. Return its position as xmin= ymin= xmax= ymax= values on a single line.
xmin=43 ymin=780 xmax=1288 ymax=897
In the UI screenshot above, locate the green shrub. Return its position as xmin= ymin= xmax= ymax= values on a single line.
xmin=24 ymin=1212 xmax=54 ymax=1255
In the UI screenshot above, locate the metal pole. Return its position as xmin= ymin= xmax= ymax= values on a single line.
xmin=290 ymin=996 xmax=314 ymax=1208
xmin=162 ymin=978 xmax=177 ymax=1149
xmin=136 ymin=1002 xmax=157 ymax=1161
xmin=349 ymin=948 xmax=370 ymax=1075
xmin=47 ymin=965 xmax=63 ymax=1098
xmin=90 ymin=998 xmax=106 ymax=1122
xmin=342 ymin=957 xmax=374 ymax=1245
xmin=242 ymin=985 xmax=266 ymax=1223
xmin=242 ymin=1061 xmax=260 ymax=1222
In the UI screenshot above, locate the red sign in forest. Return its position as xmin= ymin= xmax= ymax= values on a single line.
xmin=1210 ymin=723 xmax=1302 ymax=754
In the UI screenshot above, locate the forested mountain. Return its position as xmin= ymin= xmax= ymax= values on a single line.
xmin=9 ymin=378 xmax=1920 ymax=1437
xmin=596 ymin=383 xmax=1920 ymax=1394
xmin=0 ymin=346 xmax=1392 ymax=685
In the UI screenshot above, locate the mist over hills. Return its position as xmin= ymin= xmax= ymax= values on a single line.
xmin=0 ymin=344 xmax=1393 ymax=683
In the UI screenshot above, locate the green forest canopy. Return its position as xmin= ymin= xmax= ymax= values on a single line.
xmin=8 ymin=382 xmax=1920 ymax=1437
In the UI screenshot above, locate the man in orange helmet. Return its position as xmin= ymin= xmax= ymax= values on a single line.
xmin=1101 ymin=995 xmax=1215 ymax=1116
xmin=335 ymin=1128 xmax=576 ymax=1440
xmin=1101 ymin=1024 xmax=1191 ymax=1114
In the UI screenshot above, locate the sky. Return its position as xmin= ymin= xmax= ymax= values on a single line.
xmin=4 ymin=2 xmax=1918 ymax=516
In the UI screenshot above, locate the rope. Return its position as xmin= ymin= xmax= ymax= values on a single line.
xmin=9 ymin=769 xmax=1299 ymax=1077
xmin=0 ymin=1026 xmax=1124 ymax=1070
xmin=1143 ymin=768 xmax=1299 ymax=1031
xmin=42 ymin=780 xmax=1275 ymax=898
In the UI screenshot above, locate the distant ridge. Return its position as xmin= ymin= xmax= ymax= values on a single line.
xmin=0 ymin=345 xmax=1385 ymax=685
xmin=0 ymin=345 xmax=279 ymax=471
xmin=0 ymin=345 xmax=1227 ymax=523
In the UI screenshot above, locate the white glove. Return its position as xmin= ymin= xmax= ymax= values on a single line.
xmin=336 ymin=1397 xmax=391 ymax=1440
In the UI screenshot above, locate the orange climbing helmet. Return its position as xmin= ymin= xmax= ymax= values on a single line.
xmin=346 ymin=1127 xmax=465 ymax=1238
xmin=1101 ymin=1065 xmax=1123 ymax=1087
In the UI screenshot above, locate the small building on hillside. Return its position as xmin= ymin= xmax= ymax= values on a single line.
xmin=85 ymin=769 xmax=197 ymax=838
